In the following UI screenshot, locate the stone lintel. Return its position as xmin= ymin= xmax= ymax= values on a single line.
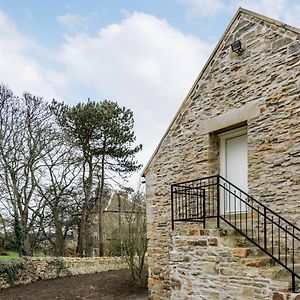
xmin=204 ymin=101 xmax=260 ymax=134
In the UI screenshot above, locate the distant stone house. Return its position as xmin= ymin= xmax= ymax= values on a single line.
xmin=95 ymin=191 xmax=138 ymax=255
xmin=102 ymin=191 xmax=139 ymax=254
xmin=143 ymin=8 xmax=300 ymax=300
xmin=70 ymin=192 xmax=138 ymax=256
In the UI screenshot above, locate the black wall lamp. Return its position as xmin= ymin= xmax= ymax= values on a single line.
xmin=231 ymin=40 xmax=244 ymax=53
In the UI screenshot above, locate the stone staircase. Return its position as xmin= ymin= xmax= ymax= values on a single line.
xmin=169 ymin=225 xmax=300 ymax=300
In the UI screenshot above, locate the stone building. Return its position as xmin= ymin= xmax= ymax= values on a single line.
xmin=91 ymin=191 xmax=140 ymax=255
xmin=102 ymin=191 xmax=142 ymax=255
xmin=68 ymin=191 xmax=139 ymax=256
xmin=143 ymin=8 xmax=300 ymax=300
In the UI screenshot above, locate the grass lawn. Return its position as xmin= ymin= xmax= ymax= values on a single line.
xmin=0 ymin=251 xmax=48 ymax=260
xmin=0 ymin=251 xmax=20 ymax=260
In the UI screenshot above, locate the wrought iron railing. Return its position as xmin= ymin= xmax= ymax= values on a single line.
xmin=171 ymin=174 xmax=300 ymax=292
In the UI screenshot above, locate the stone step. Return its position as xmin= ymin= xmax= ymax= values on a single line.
xmin=240 ymin=251 xmax=300 ymax=265
xmin=171 ymin=222 xmax=300 ymax=296
xmin=206 ymin=216 xmax=296 ymax=232
xmin=172 ymin=236 xmax=271 ymax=259
xmin=173 ymin=226 xmax=300 ymax=257
xmin=231 ymin=247 xmax=265 ymax=258
xmin=172 ymin=227 xmax=238 ymax=238
xmin=259 ymin=263 xmax=300 ymax=281
xmin=242 ymin=256 xmax=276 ymax=267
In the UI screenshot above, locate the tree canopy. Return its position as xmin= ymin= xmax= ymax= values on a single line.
xmin=0 ymin=84 xmax=142 ymax=258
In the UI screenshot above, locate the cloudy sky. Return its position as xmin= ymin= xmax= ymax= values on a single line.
xmin=0 ymin=0 xmax=300 ymax=188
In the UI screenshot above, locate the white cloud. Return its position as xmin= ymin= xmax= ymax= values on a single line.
xmin=0 ymin=9 xmax=212 ymax=185
xmin=0 ymin=11 xmax=67 ymax=100
xmin=57 ymin=13 xmax=86 ymax=32
xmin=178 ymin=0 xmax=300 ymax=28
xmin=58 ymin=12 xmax=212 ymax=180
xmin=284 ymin=4 xmax=300 ymax=28
xmin=234 ymin=0 xmax=287 ymax=21
xmin=178 ymin=0 xmax=226 ymax=18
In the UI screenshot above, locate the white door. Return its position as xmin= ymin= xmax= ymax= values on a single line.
xmin=220 ymin=128 xmax=248 ymax=213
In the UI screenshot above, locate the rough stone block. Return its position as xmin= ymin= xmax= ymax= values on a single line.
xmin=208 ymin=238 xmax=219 ymax=246
xmin=188 ymin=239 xmax=208 ymax=247
xmin=232 ymin=248 xmax=250 ymax=258
xmin=205 ymin=262 xmax=218 ymax=274
xmin=273 ymin=292 xmax=285 ymax=300
xmin=242 ymin=286 xmax=255 ymax=298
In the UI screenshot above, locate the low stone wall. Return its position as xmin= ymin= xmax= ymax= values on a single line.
xmin=170 ymin=229 xmax=300 ymax=300
xmin=0 ymin=256 xmax=127 ymax=289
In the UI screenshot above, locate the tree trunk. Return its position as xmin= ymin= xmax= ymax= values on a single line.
xmin=98 ymin=152 xmax=106 ymax=257
xmin=23 ymin=232 xmax=31 ymax=256
xmin=77 ymin=209 xmax=87 ymax=257
xmin=76 ymin=220 xmax=81 ymax=255
xmin=98 ymin=208 xmax=104 ymax=256
xmin=118 ymin=193 xmax=121 ymax=231
xmin=54 ymin=223 xmax=65 ymax=256
xmin=13 ymin=212 xmax=24 ymax=256
xmin=77 ymin=158 xmax=93 ymax=257
xmin=85 ymin=218 xmax=94 ymax=257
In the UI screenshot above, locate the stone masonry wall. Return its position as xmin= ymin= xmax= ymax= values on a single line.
xmin=145 ymin=9 xmax=300 ymax=300
xmin=170 ymin=228 xmax=300 ymax=300
xmin=0 ymin=256 xmax=127 ymax=289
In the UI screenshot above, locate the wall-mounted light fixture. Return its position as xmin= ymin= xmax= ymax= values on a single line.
xmin=231 ymin=40 xmax=244 ymax=54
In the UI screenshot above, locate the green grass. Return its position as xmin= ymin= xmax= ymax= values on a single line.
xmin=0 ymin=251 xmax=20 ymax=261
xmin=0 ymin=251 xmax=48 ymax=261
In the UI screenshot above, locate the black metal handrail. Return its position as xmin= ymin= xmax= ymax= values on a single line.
xmin=171 ymin=174 xmax=300 ymax=292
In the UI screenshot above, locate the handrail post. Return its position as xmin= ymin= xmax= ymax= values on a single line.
xmin=292 ymin=274 xmax=296 ymax=293
xmin=171 ymin=185 xmax=174 ymax=230
xmin=217 ymin=176 xmax=220 ymax=228
xmin=264 ymin=207 xmax=267 ymax=251
xmin=203 ymin=189 xmax=206 ymax=229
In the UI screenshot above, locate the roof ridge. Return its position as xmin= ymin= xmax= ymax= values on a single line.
xmin=238 ymin=7 xmax=300 ymax=35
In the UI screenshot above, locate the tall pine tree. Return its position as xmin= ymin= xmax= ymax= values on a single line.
xmin=51 ymin=99 xmax=142 ymax=256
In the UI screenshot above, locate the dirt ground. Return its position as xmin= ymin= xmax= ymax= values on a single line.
xmin=0 ymin=269 xmax=148 ymax=300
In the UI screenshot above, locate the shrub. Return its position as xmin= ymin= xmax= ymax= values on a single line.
xmin=118 ymin=194 xmax=148 ymax=287
xmin=48 ymin=257 xmax=66 ymax=276
xmin=0 ymin=260 xmax=24 ymax=284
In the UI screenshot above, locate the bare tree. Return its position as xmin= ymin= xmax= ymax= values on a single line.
xmin=0 ymin=85 xmax=56 ymax=255
xmin=37 ymin=139 xmax=82 ymax=256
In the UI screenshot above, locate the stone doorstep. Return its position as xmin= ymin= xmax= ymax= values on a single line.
xmin=204 ymin=213 xmax=260 ymax=228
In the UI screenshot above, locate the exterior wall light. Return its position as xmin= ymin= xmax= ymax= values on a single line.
xmin=231 ymin=40 xmax=244 ymax=53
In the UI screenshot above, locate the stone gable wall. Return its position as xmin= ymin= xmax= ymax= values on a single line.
xmin=145 ymin=11 xmax=300 ymax=299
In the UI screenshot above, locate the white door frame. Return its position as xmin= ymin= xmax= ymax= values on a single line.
xmin=219 ymin=127 xmax=248 ymax=213
xmin=219 ymin=127 xmax=247 ymax=178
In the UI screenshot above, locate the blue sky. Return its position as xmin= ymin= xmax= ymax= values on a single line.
xmin=0 ymin=0 xmax=299 ymax=187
